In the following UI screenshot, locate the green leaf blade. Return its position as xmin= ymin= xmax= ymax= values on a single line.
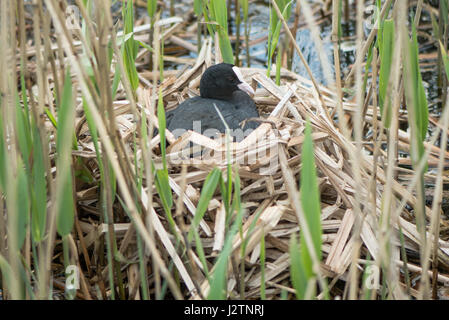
xmin=300 ymin=120 xmax=322 ymax=260
xmin=56 ymin=70 xmax=76 ymax=237
xmin=188 ymin=168 xmax=221 ymax=242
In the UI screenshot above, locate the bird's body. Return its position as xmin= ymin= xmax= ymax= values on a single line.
xmin=166 ymin=91 xmax=259 ymax=139
xmin=163 ymin=63 xmax=260 ymax=142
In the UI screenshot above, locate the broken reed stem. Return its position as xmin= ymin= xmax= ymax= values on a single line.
xmin=1 ymin=0 xmax=20 ymax=300
xmin=95 ymin=1 xmax=127 ymax=299
xmin=235 ymin=0 xmax=241 ymax=66
xmin=244 ymin=5 xmax=250 ymax=67
xmin=413 ymin=0 xmax=424 ymax=26
xmin=369 ymin=47 xmax=379 ymax=235
xmin=429 ymin=95 xmax=449 ymax=299
xmin=31 ymin=0 xmax=60 ymax=300
xmin=17 ymin=0 xmax=31 ymax=299
xmin=150 ymin=13 xmax=162 ymax=299
xmin=381 ymin=0 xmax=407 ymax=299
xmin=330 ymin=0 xmax=343 ymax=120
xmin=347 ymin=0 xmax=367 ymax=300
xmin=366 ymin=46 xmax=382 ymax=301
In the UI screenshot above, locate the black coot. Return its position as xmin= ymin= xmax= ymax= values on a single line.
xmin=165 ymin=63 xmax=260 ymax=141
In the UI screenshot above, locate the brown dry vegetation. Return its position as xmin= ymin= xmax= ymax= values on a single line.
xmin=0 ymin=0 xmax=449 ymax=300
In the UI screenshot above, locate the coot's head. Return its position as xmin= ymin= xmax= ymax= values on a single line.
xmin=199 ymin=63 xmax=255 ymax=100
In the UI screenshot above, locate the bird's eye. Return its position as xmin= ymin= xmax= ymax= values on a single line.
xmin=227 ymin=76 xmax=235 ymax=82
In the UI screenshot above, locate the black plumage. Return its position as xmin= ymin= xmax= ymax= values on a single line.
xmin=164 ymin=63 xmax=259 ymax=141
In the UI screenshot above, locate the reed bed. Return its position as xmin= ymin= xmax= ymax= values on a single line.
xmin=1 ymin=0 xmax=449 ymax=300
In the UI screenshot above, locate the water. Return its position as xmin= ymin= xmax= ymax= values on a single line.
xmin=292 ymin=27 xmax=335 ymax=86
xmin=129 ymin=0 xmax=442 ymax=109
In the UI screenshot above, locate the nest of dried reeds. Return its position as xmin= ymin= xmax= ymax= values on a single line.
xmin=70 ymin=37 xmax=449 ymax=299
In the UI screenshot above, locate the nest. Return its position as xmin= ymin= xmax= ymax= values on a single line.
xmin=73 ymin=38 xmax=449 ymax=299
